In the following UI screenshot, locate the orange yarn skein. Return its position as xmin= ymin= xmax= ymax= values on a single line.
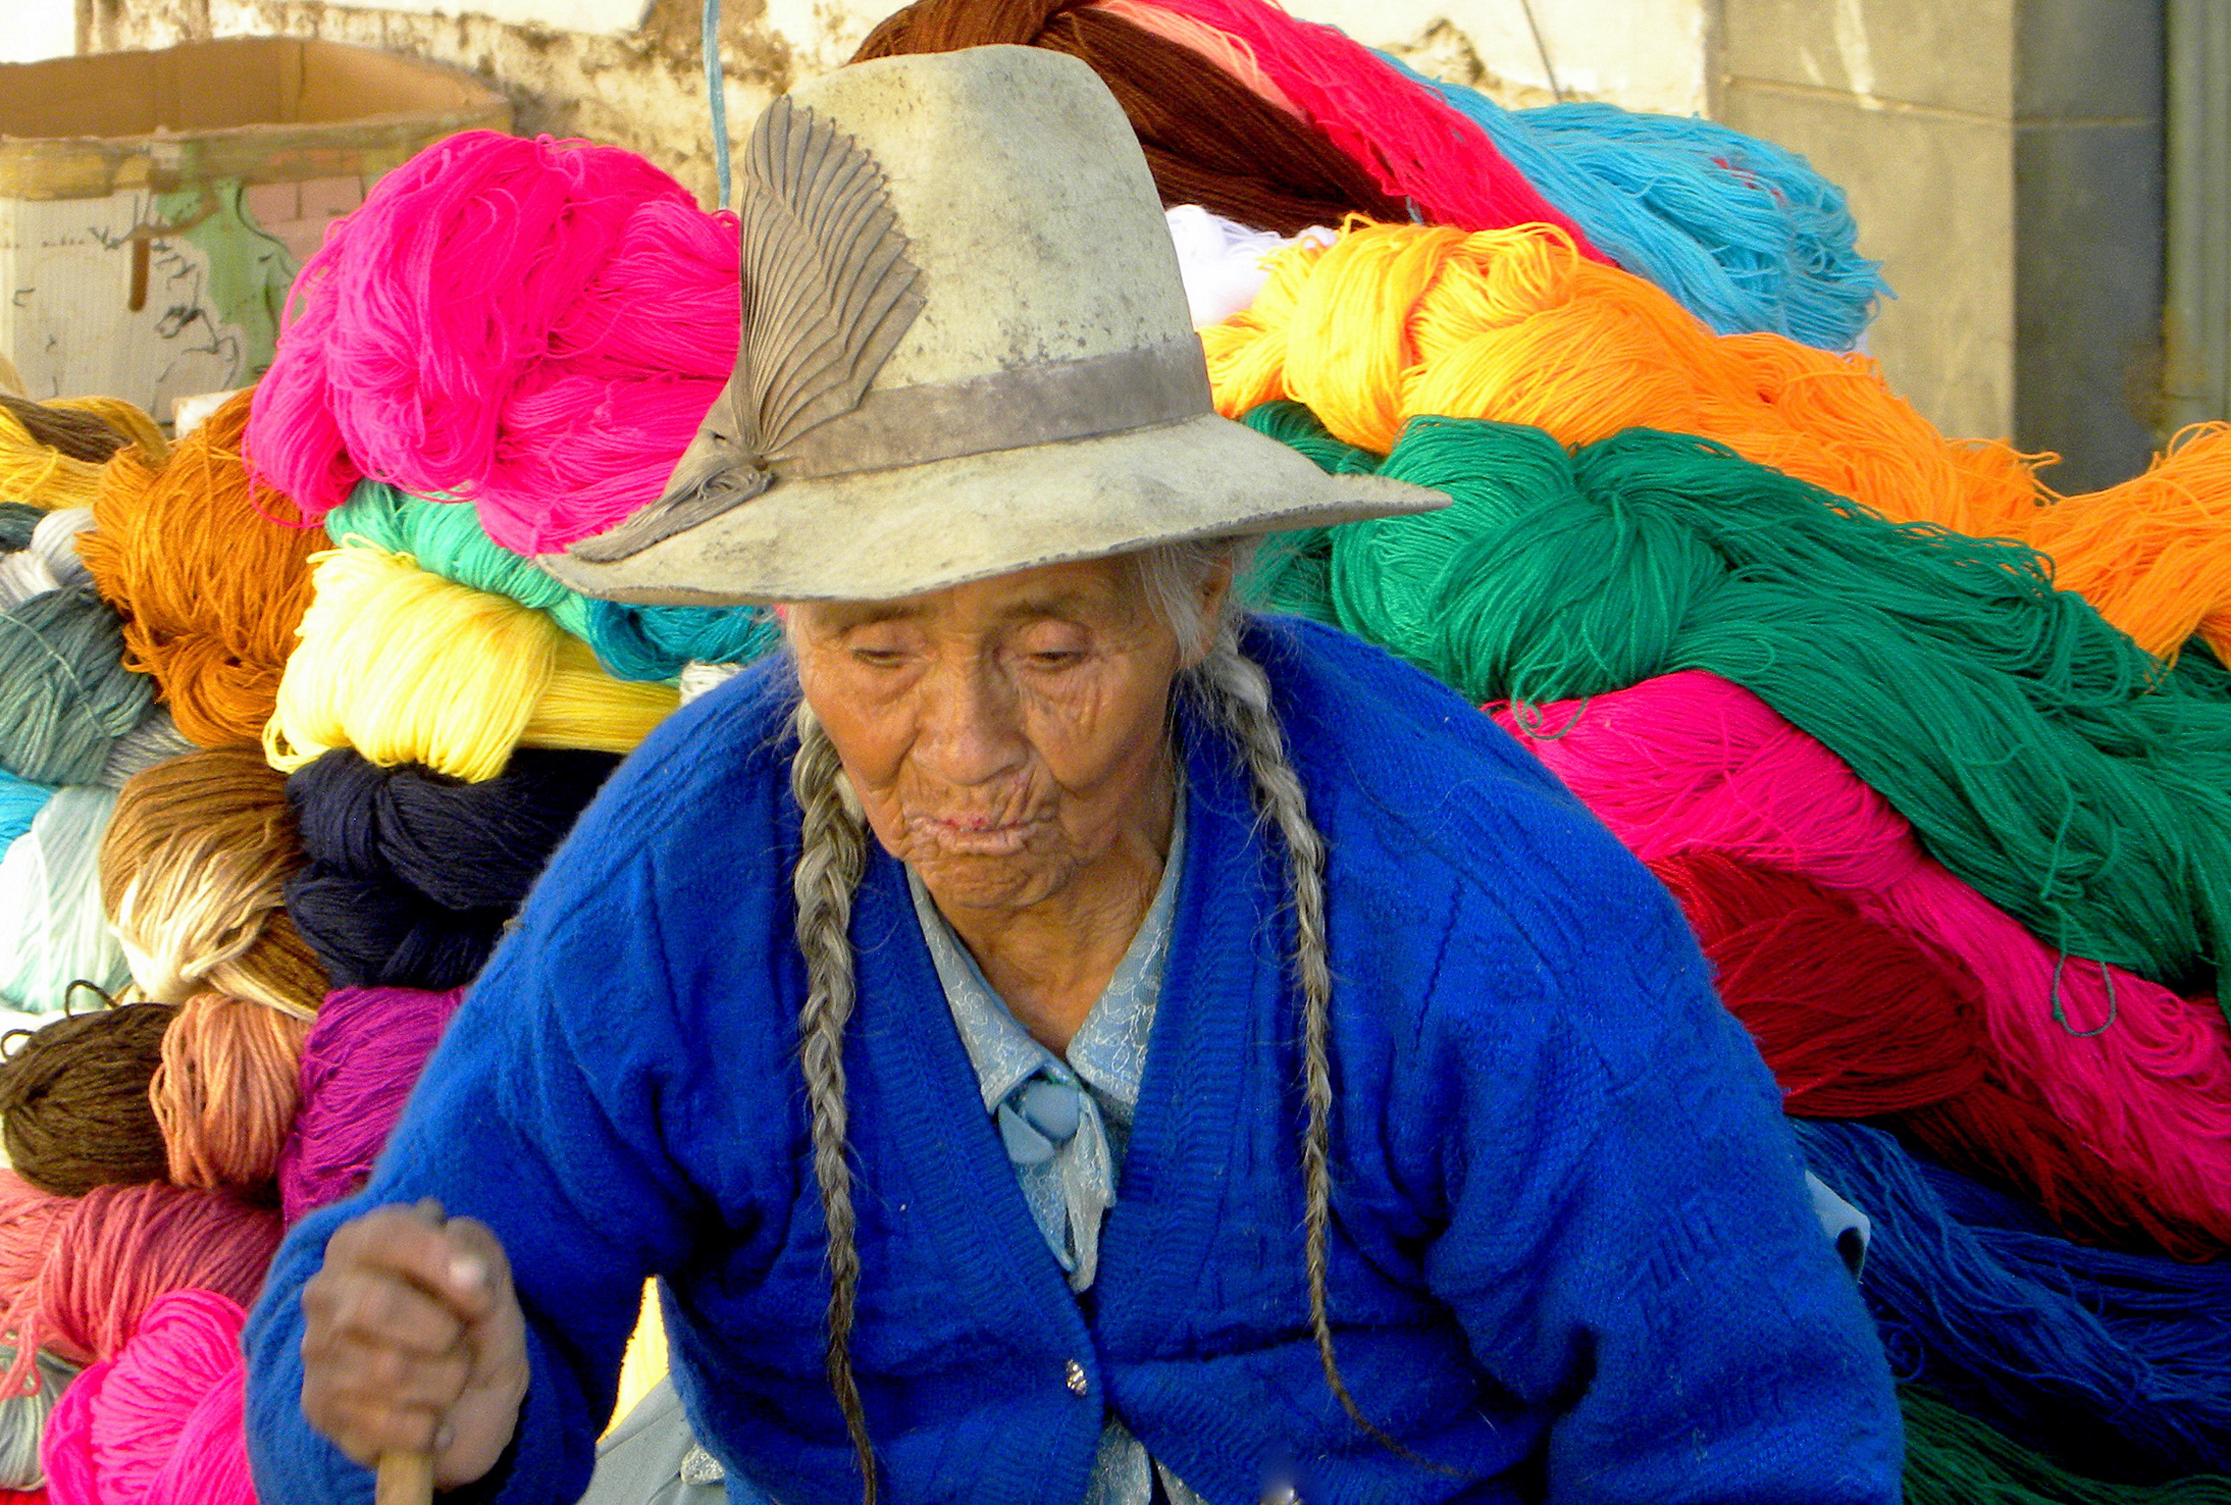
xmin=150 ymin=991 xmax=310 ymax=1196
xmin=1207 ymin=222 xmax=2231 ymax=662
xmin=80 ymin=389 xmax=329 ymax=748
xmin=2026 ymin=424 xmax=2231 ymax=661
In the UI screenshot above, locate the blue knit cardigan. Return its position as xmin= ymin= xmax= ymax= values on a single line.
xmin=244 ymin=619 xmax=1901 ymax=1505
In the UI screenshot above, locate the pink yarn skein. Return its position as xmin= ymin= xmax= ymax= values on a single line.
xmin=42 ymin=1289 xmax=252 ymax=1505
xmin=279 ymin=985 xmax=466 ymax=1224
xmin=246 ymin=131 xmax=740 ymax=554
xmin=1493 ymin=670 xmax=2231 ymax=1245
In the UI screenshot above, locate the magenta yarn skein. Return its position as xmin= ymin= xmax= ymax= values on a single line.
xmin=40 ymin=1288 xmax=252 ymax=1505
xmin=1491 ymin=670 xmax=2231 ymax=1246
xmin=246 ymin=131 xmax=740 ymax=554
xmin=279 ymin=985 xmax=466 ymax=1223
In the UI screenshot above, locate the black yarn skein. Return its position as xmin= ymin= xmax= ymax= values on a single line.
xmin=283 ymin=746 xmax=622 ymax=989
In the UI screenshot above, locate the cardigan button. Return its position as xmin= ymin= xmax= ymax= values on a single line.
xmin=1064 ymin=1359 xmax=1089 ymax=1396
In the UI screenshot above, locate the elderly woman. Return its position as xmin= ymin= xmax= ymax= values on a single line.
xmin=245 ymin=45 xmax=1900 ymax=1505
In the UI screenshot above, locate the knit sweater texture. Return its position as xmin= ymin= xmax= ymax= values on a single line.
xmin=244 ymin=618 xmax=1902 ymax=1505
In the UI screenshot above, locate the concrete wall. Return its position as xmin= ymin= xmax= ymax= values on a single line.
xmin=79 ymin=0 xmax=1710 ymax=209
xmin=1720 ymin=0 xmax=2166 ymax=489
xmin=1720 ymin=0 xmax=2019 ymax=443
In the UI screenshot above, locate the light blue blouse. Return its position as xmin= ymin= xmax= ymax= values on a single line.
xmin=907 ymin=799 xmax=1204 ymax=1505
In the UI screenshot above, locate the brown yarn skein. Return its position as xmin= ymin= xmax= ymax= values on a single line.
xmin=0 ymin=1001 xmax=176 ymax=1197
xmin=80 ymin=389 xmax=330 ymax=748
xmin=0 ymin=394 xmax=131 ymax=467
xmin=852 ymin=0 xmax=1405 ymax=234
xmin=100 ymin=745 xmax=328 ymax=1020
xmin=221 ymin=911 xmax=331 ymax=1022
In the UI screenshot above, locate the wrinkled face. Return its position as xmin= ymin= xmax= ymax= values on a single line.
xmin=788 ymin=557 xmax=1203 ymax=915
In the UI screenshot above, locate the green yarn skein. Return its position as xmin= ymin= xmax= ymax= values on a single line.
xmin=1902 ymin=1387 xmax=2231 ymax=1504
xmin=1242 ymin=402 xmax=2231 ymax=1007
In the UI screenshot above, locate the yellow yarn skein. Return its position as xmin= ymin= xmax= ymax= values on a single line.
xmin=265 ymin=545 xmax=678 ymax=782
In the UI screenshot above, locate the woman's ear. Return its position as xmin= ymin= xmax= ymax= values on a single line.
xmin=1180 ymin=554 xmax=1238 ymax=669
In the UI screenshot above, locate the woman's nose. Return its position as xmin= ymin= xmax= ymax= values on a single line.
xmin=915 ymin=661 xmax=1025 ymax=785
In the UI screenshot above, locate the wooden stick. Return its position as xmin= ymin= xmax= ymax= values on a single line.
xmin=376 ymin=1451 xmax=436 ymax=1505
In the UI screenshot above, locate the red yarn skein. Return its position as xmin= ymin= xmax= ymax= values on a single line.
xmin=1648 ymin=849 xmax=1989 ymax=1117
xmin=1493 ymin=670 xmax=2231 ymax=1258
xmin=0 ymin=1179 xmax=278 ymax=1391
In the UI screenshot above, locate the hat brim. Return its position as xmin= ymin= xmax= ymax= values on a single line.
xmin=539 ymin=412 xmax=1446 ymax=605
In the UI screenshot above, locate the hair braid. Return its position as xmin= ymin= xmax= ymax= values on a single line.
xmin=788 ymin=703 xmax=878 ymax=1503
xmin=1189 ymin=630 xmax=1414 ymax=1457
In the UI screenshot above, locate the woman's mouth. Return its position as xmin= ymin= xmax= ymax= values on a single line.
xmin=913 ymin=814 xmax=1044 ymax=857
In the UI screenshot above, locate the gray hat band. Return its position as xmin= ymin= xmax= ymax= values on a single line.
xmin=766 ymin=335 xmax=1214 ymax=481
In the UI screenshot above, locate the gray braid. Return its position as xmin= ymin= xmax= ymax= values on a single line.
xmin=1186 ymin=628 xmax=1408 ymax=1454
xmin=788 ymin=702 xmax=878 ymax=1503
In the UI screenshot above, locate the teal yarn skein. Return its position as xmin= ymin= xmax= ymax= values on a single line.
xmin=0 ymin=770 xmax=52 ymax=856
xmin=327 ymin=482 xmax=594 ymax=638
xmin=582 ymin=597 xmax=777 ymax=682
xmin=0 ymin=504 xmax=42 ymax=552
xmin=1385 ymin=53 xmax=1888 ymax=350
xmin=1243 ymin=402 xmax=2231 ymax=1006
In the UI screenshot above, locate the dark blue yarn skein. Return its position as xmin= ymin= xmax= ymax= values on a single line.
xmin=282 ymin=864 xmax=508 ymax=991
xmin=287 ymin=746 xmax=621 ymax=908
xmin=1794 ymin=1118 xmax=2231 ymax=1484
xmin=283 ymin=746 xmax=622 ymax=989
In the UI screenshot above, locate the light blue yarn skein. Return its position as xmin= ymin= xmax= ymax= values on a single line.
xmin=1381 ymin=54 xmax=1889 ymax=350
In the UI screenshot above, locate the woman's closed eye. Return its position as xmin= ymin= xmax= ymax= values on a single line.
xmin=1011 ymin=623 xmax=1093 ymax=673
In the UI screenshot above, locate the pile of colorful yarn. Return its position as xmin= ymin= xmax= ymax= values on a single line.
xmin=0 ymin=364 xmax=772 ymax=1495
xmin=6 ymin=0 xmax=2224 ymax=1497
xmin=0 ymin=387 xmax=193 ymax=1031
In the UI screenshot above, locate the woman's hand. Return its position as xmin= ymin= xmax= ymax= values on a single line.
xmin=299 ymin=1199 xmax=531 ymax=1490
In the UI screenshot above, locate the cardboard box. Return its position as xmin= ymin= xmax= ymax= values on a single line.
xmin=0 ymin=37 xmax=510 ymax=419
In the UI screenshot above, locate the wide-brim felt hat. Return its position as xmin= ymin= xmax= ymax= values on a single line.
xmin=542 ymin=45 xmax=1445 ymax=606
